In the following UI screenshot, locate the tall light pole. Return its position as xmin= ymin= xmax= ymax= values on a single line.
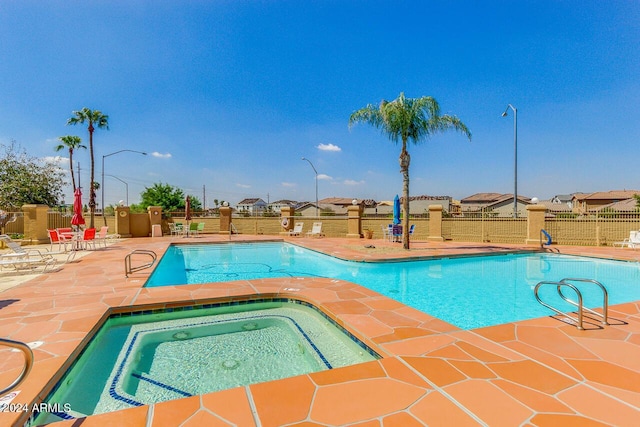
xmin=502 ymin=104 xmax=518 ymax=217
xmin=301 ymin=157 xmax=318 ymax=217
xmin=102 ymin=150 xmax=147 ymax=224
xmin=105 ymin=174 xmax=129 ymax=206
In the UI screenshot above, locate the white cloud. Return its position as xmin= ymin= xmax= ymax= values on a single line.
xmin=281 ymin=182 xmax=296 ymax=187
xmin=344 ymin=179 xmax=365 ymax=186
xmin=151 ymin=152 xmax=172 ymax=159
xmin=42 ymin=155 xmax=67 ymax=166
xmin=317 ymin=143 xmax=341 ymax=152
xmin=236 ymin=183 xmax=251 ymax=189
xmin=317 ymin=174 xmax=333 ymax=180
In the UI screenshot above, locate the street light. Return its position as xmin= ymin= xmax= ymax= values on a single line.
xmin=502 ymin=104 xmax=518 ymax=217
xmin=105 ymin=174 xmax=129 ymax=206
xmin=301 ymin=157 xmax=318 ymax=217
xmin=101 ymin=149 xmax=147 ymax=224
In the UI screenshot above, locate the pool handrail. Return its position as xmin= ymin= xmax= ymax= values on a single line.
xmin=124 ymin=249 xmax=157 ymax=277
xmin=534 ymin=278 xmax=609 ymax=330
xmin=0 ymin=338 xmax=34 ymax=395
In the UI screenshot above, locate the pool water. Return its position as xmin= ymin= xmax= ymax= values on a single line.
xmin=31 ymin=301 xmax=378 ymax=425
xmin=146 ymin=242 xmax=640 ymax=329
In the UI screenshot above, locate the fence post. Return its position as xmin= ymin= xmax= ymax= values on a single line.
xmin=346 ymin=204 xmax=362 ymax=238
xmin=427 ymin=205 xmax=444 ymax=241
xmin=280 ymin=206 xmax=295 ymax=235
xmin=525 ymin=204 xmax=547 ymax=244
xmin=219 ymin=206 xmax=231 ymax=234
xmin=114 ymin=206 xmax=132 ymax=238
xmin=21 ymin=204 xmax=49 ymax=244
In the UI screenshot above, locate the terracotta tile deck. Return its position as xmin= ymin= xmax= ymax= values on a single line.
xmin=1 ymin=235 xmax=639 ymax=426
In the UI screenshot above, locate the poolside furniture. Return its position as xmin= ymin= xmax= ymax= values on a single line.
xmin=288 ymin=222 xmax=304 ymax=237
xmin=94 ymin=226 xmax=110 ymax=248
xmin=613 ymin=231 xmax=640 ymax=249
xmin=381 ymin=224 xmax=393 ymax=241
xmin=197 ymin=222 xmax=205 ymax=235
xmin=408 ymin=224 xmax=415 ymax=240
xmin=188 ymin=222 xmax=199 ymax=237
xmin=79 ymin=228 xmax=97 ymax=250
xmin=47 ymin=229 xmax=71 ymax=252
xmin=169 ymin=222 xmax=184 ymax=236
xmin=391 ymin=225 xmax=402 ymax=242
xmin=306 ymin=222 xmax=325 ymax=238
xmin=0 ymin=234 xmax=57 ymax=270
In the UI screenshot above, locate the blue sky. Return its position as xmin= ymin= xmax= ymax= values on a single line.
xmin=1 ymin=1 xmax=639 ymax=208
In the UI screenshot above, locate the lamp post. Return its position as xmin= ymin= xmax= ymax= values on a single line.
xmin=301 ymin=157 xmax=318 ymax=217
xmin=502 ymin=104 xmax=518 ymax=217
xmin=105 ymin=174 xmax=129 ymax=206
xmin=101 ymin=150 xmax=147 ymax=224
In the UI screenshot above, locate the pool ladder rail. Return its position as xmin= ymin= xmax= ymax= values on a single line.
xmin=0 ymin=338 xmax=34 ymax=395
xmin=534 ymin=278 xmax=609 ymax=330
xmin=125 ymin=249 xmax=157 ymax=277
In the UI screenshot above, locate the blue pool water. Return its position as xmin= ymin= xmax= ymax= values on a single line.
xmin=146 ymin=242 xmax=640 ymax=329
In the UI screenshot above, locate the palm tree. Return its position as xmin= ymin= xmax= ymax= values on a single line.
xmin=67 ymin=108 xmax=109 ymax=228
xmin=349 ymin=92 xmax=471 ymax=249
xmin=54 ymin=135 xmax=86 ymax=192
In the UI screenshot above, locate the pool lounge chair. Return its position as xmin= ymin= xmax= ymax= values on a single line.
xmin=306 ymin=222 xmax=325 ymax=238
xmin=613 ymin=230 xmax=640 ymax=249
xmin=288 ymin=222 xmax=304 ymax=236
xmin=0 ymin=234 xmax=57 ymax=271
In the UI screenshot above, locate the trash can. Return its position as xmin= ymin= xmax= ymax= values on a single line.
xmin=151 ymin=224 xmax=162 ymax=237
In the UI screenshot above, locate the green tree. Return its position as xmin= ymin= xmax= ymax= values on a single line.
xmin=634 ymin=194 xmax=640 ymax=208
xmin=349 ymin=92 xmax=471 ymax=249
xmin=67 ymin=107 xmax=109 ymax=228
xmin=0 ymin=141 xmax=65 ymax=210
xmin=54 ymin=135 xmax=85 ymax=192
xmin=138 ymin=183 xmax=186 ymax=212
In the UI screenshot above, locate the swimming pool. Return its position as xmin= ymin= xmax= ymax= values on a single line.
xmin=31 ymin=300 xmax=378 ymax=425
xmin=146 ymin=242 xmax=640 ymax=329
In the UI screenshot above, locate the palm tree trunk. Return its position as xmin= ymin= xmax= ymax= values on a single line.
xmin=399 ymin=143 xmax=411 ymax=250
xmin=88 ymin=122 xmax=95 ymax=228
xmin=69 ymin=150 xmax=76 ymax=192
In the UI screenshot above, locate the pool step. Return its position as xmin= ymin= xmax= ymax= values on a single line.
xmin=534 ymin=278 xmax=609 ymax=330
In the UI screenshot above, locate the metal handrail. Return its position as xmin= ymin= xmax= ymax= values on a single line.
xmin=229 ymin=223 xmax=238 ymax=240
xmin=534 ymin=278 xmax=609 ymax=330
xmin=124 ymin=249 xmax=157 ymax=277
xmin=0 ymin=338 xmax=34 ymax=395
xmin=558 ymin=278 xmax=609 ymax=326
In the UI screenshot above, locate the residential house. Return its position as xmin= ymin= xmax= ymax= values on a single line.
xmin=572 ymin=190 xmax=640 ymax=214
xmin=268 ymin=199 xmax=297 ymax=214
xmin=401 ymin=195 xmax=452 ymax=215
xmin=236 ymin=198 xmax=267 ymax=216
xmin=460 ymin=193 xmax=531 ymax=217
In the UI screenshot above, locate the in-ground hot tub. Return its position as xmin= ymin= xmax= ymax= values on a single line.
xmin=32 ymin=299 xmax=380 ymax=425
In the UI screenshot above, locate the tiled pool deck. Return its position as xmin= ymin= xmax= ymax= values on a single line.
xmin=1 ymin=235 xmax=639 ymax=426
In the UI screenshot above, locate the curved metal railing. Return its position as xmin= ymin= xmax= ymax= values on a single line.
xmin=124 ymin=249 xmax=157 ymax=277
xmin=0 ymin=338 xmax=34 ymax=395
xmin=534 ymin=278 xmax=609 ymax=330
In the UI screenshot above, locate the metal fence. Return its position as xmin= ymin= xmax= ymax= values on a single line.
xmin=0 ymin=211 xmax=24 ymax=235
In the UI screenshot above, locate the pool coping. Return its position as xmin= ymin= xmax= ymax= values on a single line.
xmin=1 ymin=235 xmax=639 ymax=426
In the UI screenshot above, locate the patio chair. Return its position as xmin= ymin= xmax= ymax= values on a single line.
xmin=408 ymin=224 xmax=415 ymax=240
xmin=94 ymin=226 xmax=110 ymax=248
xmin=381 ymin=224 xmax=393 ymax=241
xmin=306 ymin=222 xmax=325 ymax=238
xmin=170 ymin=222 xmax=184 ymax=236
xmin=188 ymin=222 xmax=199 ymax=237
xmin=197 ymin=222 xmax=205 ymax=235
xmin=79 ymin=228 xmax=97 ymax=250
xmin=288 ymin=222 xmax=304 ymax=236
xmin=47 ymin=229 xmax=70 ymax=252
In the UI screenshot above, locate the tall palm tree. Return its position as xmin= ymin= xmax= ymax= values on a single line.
xmin=67 ymin=108 xmax=109 ymax=228
xmin=54 ymin=135 xmax=85 ymax=192
xmin=349 ymin=92 xmax=471 ymax=249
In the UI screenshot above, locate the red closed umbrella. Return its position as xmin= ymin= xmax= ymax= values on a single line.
xmin=185 ymin=196 xmax=192 ymax=221
xmin=71 ymin=188 xmax=85 ymax=229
